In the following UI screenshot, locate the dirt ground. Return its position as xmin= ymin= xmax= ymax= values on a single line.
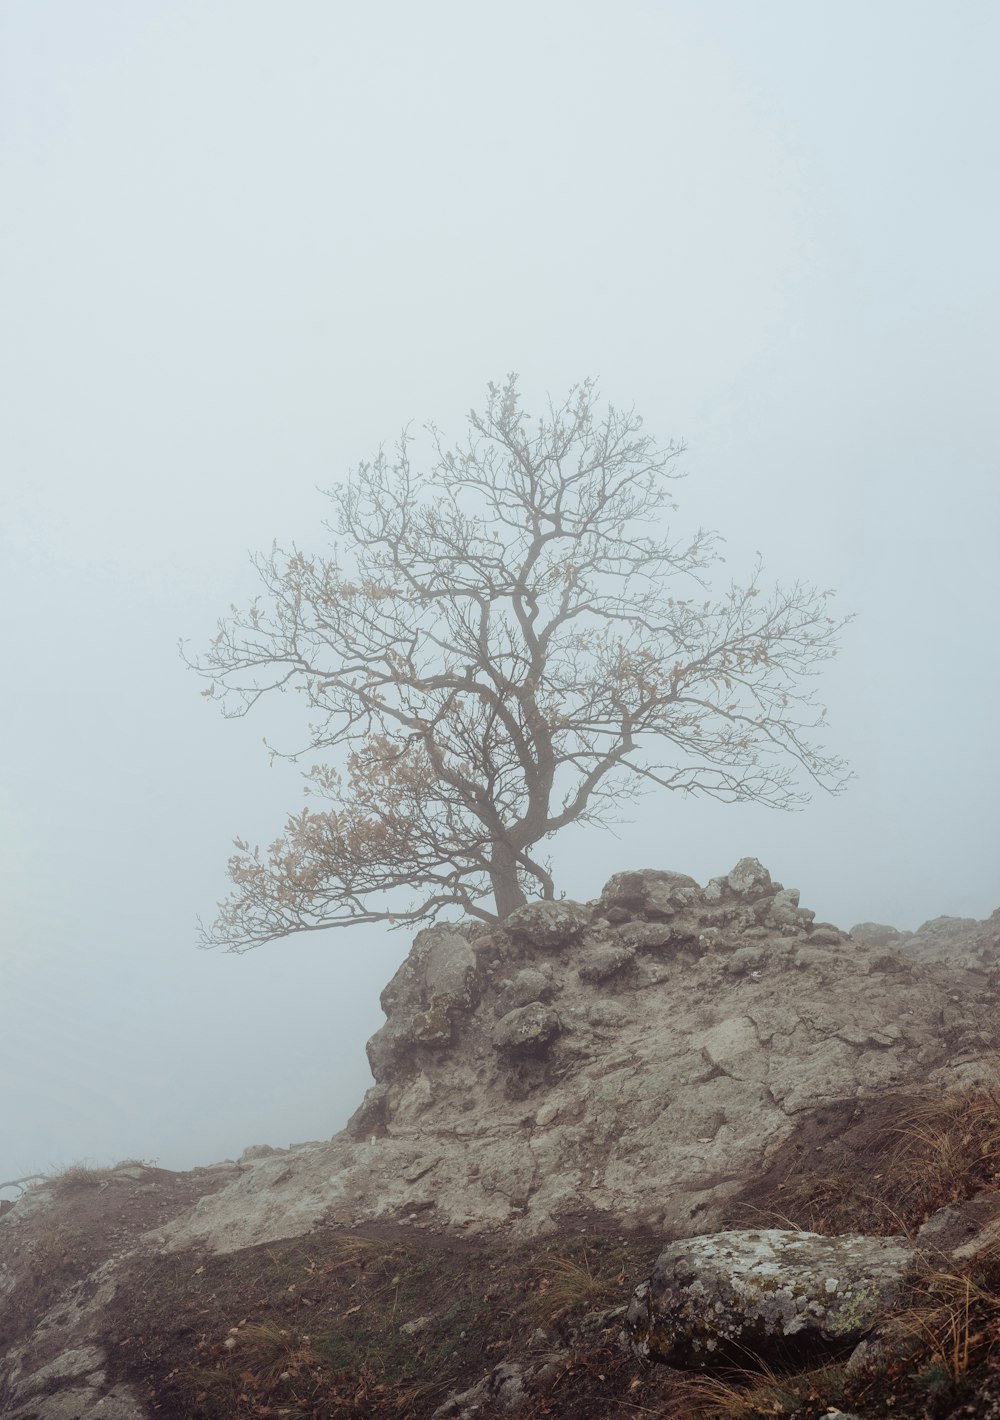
xmin=3 ymin=1084 xmax=1000 ymax=1420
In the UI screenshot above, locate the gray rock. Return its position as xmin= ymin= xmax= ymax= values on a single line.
xmin=505 ymin=900 xmax=590 ymax=948
xmin=150 ymin=870 xmax=1000 ymax=1256
xmin=367 ymin=927 xmax=485 ymax=1080
xmin=422 ymin=930 xmax=482 ymax=1009
xmin=768 ymin=888 xmax=802 ymax=926
xmin=900 ymin=910 xmax=1000 ymax=970
xmin=726 ymin=858 xmax=773 ymax=897
xmin=808 ymin=925 xmax=845 ymax=946
xmin=703 ymin=875 xmax=727 ymax=903
xmin=577 ymin=942 xmax=635 ymax=984
xmin=239 ymin=1144 xmax=286 ymax=1162
xmin=492 ymin=1002 xmax=560 ymax=1055
xmin=850 ymin=921 xmax=907 ymax=948
xmin=586 ymin=1000 xmax=630 ymax=1028
xmin=433 ymin=1362 xmax=527 ymax=1418
xmin=723 ymin=946 xmax=766 ymax=977
xmin=366 ymin=1016 xmax=417 ymax=1082
xmin=626 ymin=1229 xmax=914 ymax=1366
xmin=346 ymin=1084 xmax=389 ymax=1139
xmin=495 ymin=968 xmax=553 ymax=1015
xmin=600 ymin=869 xmax=702 ymax=918
xmin=612 ymin=919 xmax=685 ymax=952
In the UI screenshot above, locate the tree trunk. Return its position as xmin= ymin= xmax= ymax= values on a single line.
xmin=489 ymin=841 xmax=528 ymax=918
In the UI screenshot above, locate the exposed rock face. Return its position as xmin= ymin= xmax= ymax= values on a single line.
xmin=625 ymin=1229 xmax=914 ymax=1365
xmin=152 ymin=859 xmax=1000 ymax=1256
xmin=4 ymin=863 xmax=1000 ymax=1419
xmin=852 ymin=909 xmax=1000 ymax=972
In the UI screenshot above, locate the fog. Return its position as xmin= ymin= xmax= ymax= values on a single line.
xmin=2 ymin=2 xmax=997 ymax=1188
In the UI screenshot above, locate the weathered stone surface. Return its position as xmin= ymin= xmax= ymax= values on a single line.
xmin=7 ymin=863 xmax=1000 ymax=1420
xmin=611 ymin=919 xmax=681 ymax=952
xmin=577 ymin=942 xmax=635 ymax=984
xmin=722 ymin=945 xmax=766 ymax=977
xmin=851 ymin=921 xmax=908 ymax=948
xmin=904 ymin=911 xmax=1000 ymax=970
xmin=809 ymin=924 xmax=846 ymax=946
xmin=600 ymin=869 xmax=702 ymax=918
xmin=767 ymin=887 xmax=802 ymax=926
xmin=625 ymin=1229 xmax=914 ymax=1366
xmin=492 ymin=1002 xmax=560 ymax=1055
xmin=433 ymin=1361 xmax=527 ymax=1418
xmin=346 ymin=1083 xmax=389 ymax=1139
xmin=366 ymin=927 xmax=484 ymax=1081
xmin=494 ymin=968 xmax=552 ymax=1015
xmin=239 ymin=1143 xmax=286 ymax=1162
xmin=504 ymin=900 xmax=590 ymax=948
xmin=726 ymin=858 xmax=773 ymax=897
xmin=149 ymin=870 xmax=1000 ymax=1255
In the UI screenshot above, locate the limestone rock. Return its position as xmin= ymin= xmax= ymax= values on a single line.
xmin=148 ymin=870 xmax=1000 ymax=1253
xmin=767 ymin=887 xmax=802 ymax=926
xmin=577 ymin=942 xmax=635 ymax=984
xmin=239 ymin=1144 xmax=286 ymax=1162
xmin=903 ymin=911 xmax=1000 ymax=970
xmin=366 ymin=926 xmax=484 ymax=1081
xmin=611 ymin=919 xmax=682 ymax=952
xmin=726 ymin=858 xmax=773 ymax=897
xmin=625 ymin=1229 xmax=914 ymax=1366
xmin=433 ymin=1361 xmax=527 ymax=1418
xmin=492 ymin=1002 xmax=560 ymax=1055
xmin=494 ymin=968 xmax=553 ymax=1015
xmin=599 ymin=869 xmax=702 ymax=918
xmin=346 ymin=1083 xmax=389 ymax=1139
xmin=851 ymin=921 xmax=908 ymax=948
xmin=504 ymin=900 xmax=590 ymax=948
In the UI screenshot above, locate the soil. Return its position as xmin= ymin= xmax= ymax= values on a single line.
xmin=4 ymin=1084 xmax=1000 ymax=1420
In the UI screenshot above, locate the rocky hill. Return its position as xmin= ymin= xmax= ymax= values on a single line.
xmin=2 ymin=860 xmax=999 ymax=1420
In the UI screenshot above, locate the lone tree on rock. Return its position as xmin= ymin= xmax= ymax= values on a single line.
xmin=190 ymin=377 xmax=850 ymax=949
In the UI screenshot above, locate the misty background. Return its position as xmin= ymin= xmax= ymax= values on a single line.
xmin=2 ymin=2 xmax=997 ymax=1187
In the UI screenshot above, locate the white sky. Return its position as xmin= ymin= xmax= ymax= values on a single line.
xmin=2 ymin=1 xmax=997 ymax=1184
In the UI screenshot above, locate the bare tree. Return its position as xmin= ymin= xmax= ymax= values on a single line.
xmin=189 ymin=376 xmax=850 ymax=949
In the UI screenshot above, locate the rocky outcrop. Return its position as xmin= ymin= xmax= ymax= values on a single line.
xmin=3 ymin=862 xmax=1000 ymax=1419
xmin=148 ymin=859 xmax=999 ymax=1256
xmin=852 ymin=908 xmax=1000 ymax=972
xmin=625 ymin=1228 xmax=914 ymax=1366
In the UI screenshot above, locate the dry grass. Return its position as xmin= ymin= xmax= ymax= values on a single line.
xmin=533 ymin=1249 xmax=620 ymax=1318
xmin=888 ymin=1245 xmax=1000 ymax=1386
xmin=321 ymin=1234 xmax=395 ymax=1270
xmin=884 ymin=1084 xmax=1000 ymax=1220
xmin=742 ymin=1083 xmax=1000 ymax=1239
xmin=47 ymin=1161 xmax=113 ymax=1195
xmin=658 ymin=1360 xmax=847 ymax=1419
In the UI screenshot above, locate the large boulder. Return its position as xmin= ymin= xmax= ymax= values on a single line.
xmin=366 ymin=926 xmax=484 ymax=1081
xmin=504 ymin=900 xmax=590 ymax=948
xmin=726 ymin=857 xmax=774 ymax=897
xmin=625 ymin=1229 xmax=914 ymax=1366
xmin=599 ymin=869 xmax=702 ymax=918
xmin=850 ymin=921 xmax=909 ymax=948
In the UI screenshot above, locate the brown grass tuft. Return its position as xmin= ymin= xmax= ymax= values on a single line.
xmin=47 ymin=1162 xmax=113 ymax=1195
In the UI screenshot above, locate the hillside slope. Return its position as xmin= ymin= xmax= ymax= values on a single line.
xmin=2 ymin=859 xmax=998 ymax=1420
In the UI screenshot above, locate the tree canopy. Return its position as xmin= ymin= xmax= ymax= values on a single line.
xmin=190 ymin=377 xmax=850 ymax=949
